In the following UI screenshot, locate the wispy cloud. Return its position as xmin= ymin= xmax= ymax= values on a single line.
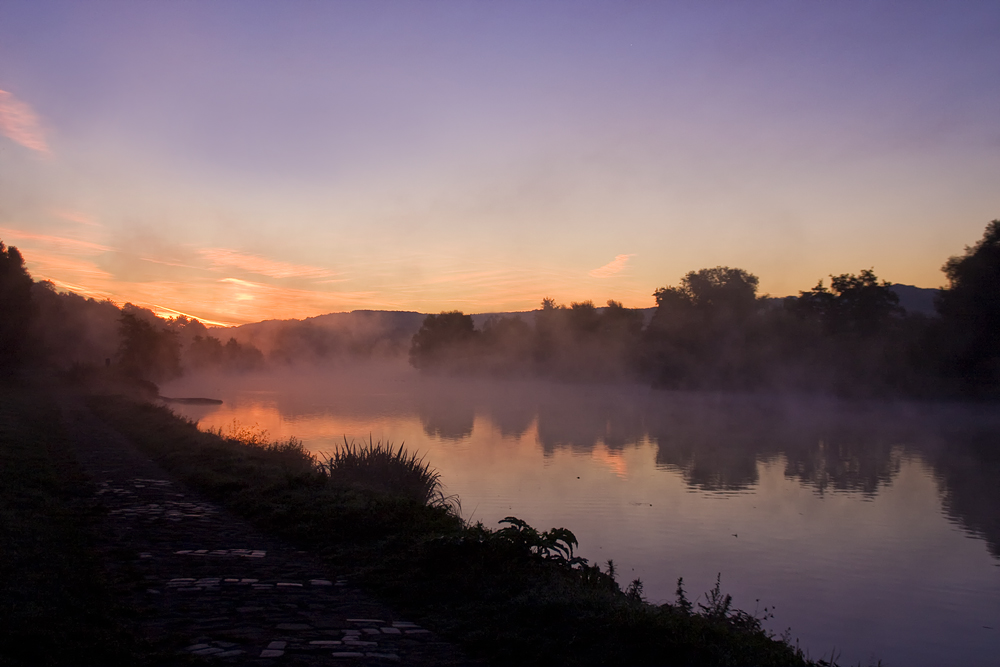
xmin=0 ymin=89 xmax=50 ymax=154
xmin=589 ymin=254 xmax=635 ymax=278
xmin=199 ymin=248 xmax=334 ymax=279
xmin=52 ymin=209 xmax=101 ymax=227
xmin=24 ymin=249 xmax=114 ymax=281
xmin=0 ymin=227 xmax=111 ymax=254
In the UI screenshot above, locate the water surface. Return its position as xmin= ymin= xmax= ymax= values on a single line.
xmin=163 ymin=367 xmax=1000 ymax=667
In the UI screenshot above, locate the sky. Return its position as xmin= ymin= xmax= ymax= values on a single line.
xmin=1 ymin=1 xmax=998 ymax=325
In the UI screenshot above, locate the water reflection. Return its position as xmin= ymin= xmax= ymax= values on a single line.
xmin=166 ymin=370 xmax=1000 ymax=560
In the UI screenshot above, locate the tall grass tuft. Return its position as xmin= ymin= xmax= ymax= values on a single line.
xmin=319 ymin=436 xmax=454 ymax=508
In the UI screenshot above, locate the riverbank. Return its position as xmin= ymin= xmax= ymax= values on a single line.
xmin=0 ymin=381 xmax=144 ymax=665
xmin=81 ymin=386 xmax=819 ymax=666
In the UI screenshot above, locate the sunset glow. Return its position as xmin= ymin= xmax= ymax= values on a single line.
xmin=1 ymin=2 xmax=997 ymax=323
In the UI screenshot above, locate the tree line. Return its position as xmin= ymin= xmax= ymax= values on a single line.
xmin=409 ymin=220 xmax=1000 ymax=397
xmin=2 ymin=219 xmax=998 ymax=396
xmin=0 ymin=243 xmax=263 ymax=385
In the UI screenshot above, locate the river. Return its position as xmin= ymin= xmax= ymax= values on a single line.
xmin=162 ymin=365 xmax=1000 ymax=667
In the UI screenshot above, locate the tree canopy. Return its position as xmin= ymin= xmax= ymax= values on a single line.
xmin=0 ymin=242 xmax=35 ymax=369
xmin=935 ymin=220 xmax=1000 ymax=387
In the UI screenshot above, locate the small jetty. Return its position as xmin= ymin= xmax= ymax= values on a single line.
xmin=160 ymin=397 xmax=223 ymax=405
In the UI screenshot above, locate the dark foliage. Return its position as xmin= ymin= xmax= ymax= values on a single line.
xmin=187 ymin=334 xmax=265 ymax=371
xmin=409 ymin=311 xmax=479 ymax=370
xmin=935 ymin=220 xmax=1000 ymax=391
xmin=117 ymin=307 xmax=182 ymax=382
xmin=0 ymin=242 xmax=35 ymax=370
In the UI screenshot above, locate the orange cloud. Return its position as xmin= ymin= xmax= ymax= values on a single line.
xmin=0 ymin=89 xmax=50 ymax=154
xmin=199 ymin=248 xmax=334 ymax=279
xmin=0 ymin=227 xmax=111 ymax=254
xmin=589 ymin=254 xmax=635 ymax=278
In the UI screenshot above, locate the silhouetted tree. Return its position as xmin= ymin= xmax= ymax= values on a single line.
xmin=409 ymin=311 xmax=478 ymax=370
xmin=0 ymin=241 xmax=35 ymax=370
xmin=599 ymin=300 xmax=644 ymax=340
xmin=188 ymin=334 xmax=225 ymax=367
xmin=224 ymin=336 xmax=265 ymax=370
xmin=935 ymin=220 xmax=1000 ymax=390
xmin=789 ymin=269 xmax=902 ymax=336
xmin=480 ymin=315 xmax=534 ymax=374
xmin=117 ymin=307 xmax=181 ymax=382
xmin=568 ymin=301 xmax=600 ymax=337
xmin=646 ymin=267 xmax=763 ymax=388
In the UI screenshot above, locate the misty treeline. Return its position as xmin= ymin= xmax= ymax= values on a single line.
xmin=409 ymin=220 xmax=1000 ymax=397
xmin=0 ymin=243 xmax=262 ymax=383
xmin=2 ymin=219 xmax=998 ymax=396
xmin=0 ymin=239 xmax=423 ymax=384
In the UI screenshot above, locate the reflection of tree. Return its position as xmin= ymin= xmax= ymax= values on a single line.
xmin=783 ymin=439 xmax=901 ymax=497
xmin=487 ymin=397 xmax=535 ymax=438
xmin=646 ymin=395 xmax=781 ymax=491
xmin=417 ymin=392 xmax=475 ymax=440
xmin=534 ymin=389 xmax=646 ymax=456
xmin=925 ymin=420 xmax=1000 ymax=558
xmin=653 ymin=437 xmax=761 ymax=491
xmin=646 ymin=395 xmax=914 ymax=495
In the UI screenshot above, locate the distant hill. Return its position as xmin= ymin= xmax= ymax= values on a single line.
xmin=890 ymin=284 xmax=938 ymax=316
xmin=207 ymin=288 xmax=939 ymax=365
xmin=211 ymin=310 xmax=426 ymax=362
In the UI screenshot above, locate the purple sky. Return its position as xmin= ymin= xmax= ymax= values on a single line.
xmin=1 ymin=1 xmax=998 ymax=323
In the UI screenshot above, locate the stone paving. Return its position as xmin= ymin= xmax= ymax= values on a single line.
xmin=62 ymin=402 xmax=474 ymax=666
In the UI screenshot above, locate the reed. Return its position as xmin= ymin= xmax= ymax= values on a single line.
xmin=319 ymin=436 xmax=452 ymax=508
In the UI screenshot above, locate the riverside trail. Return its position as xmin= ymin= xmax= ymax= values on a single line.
xmin=58 ymin=398 xmax=473 ymax=666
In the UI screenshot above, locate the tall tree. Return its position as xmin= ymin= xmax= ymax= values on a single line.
xmin=935 ymin=220 xmax=1000 ymax=389
xmin=651 ymin=266 xmax=760 ymax=329
xmin=0 ymin=242 xmax=35 ymax=369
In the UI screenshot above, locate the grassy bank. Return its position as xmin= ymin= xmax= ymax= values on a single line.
xmin=0 ymin=382 xmax=142 ymax=666
xmin=87 ymin=392 xmax=823 ymax=666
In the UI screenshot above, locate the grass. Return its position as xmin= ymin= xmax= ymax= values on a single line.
xmin=84 ymin=391 xmax=832 ymax=666
xmin=0 ymin=380 xmax=143 ymax=666
xmin=318 ymin=436 xmax=454 ymax=507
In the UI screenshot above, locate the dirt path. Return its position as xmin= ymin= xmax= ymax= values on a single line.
xmin=61 ymin=400 xmax=473 ymax=666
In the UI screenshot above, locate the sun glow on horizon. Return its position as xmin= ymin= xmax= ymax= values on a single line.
xmin=1 ymin=3 xmax=996 ymax=324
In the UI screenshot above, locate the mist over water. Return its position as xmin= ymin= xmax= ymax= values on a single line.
xmin=161 ymin=364 xmax=1000 ymax=667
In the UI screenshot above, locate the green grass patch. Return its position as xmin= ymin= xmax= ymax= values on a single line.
xmin=0 ymin=382 xmax=142 ymax=666
xmin=86 ymin=393 xmax=829 ymax=666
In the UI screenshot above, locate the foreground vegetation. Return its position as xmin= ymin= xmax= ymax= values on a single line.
xmin=0 ymin=382 xmax=142 ymax=666
xmin=87 ymin=392 xmax=832 ymax=666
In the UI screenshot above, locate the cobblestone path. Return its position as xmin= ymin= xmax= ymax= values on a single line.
xmin=62 ymin=402 xmax=473 ymax=666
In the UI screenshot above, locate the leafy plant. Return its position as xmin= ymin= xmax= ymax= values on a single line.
xmin=493 ymin=516 xmax=588 ymax=566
